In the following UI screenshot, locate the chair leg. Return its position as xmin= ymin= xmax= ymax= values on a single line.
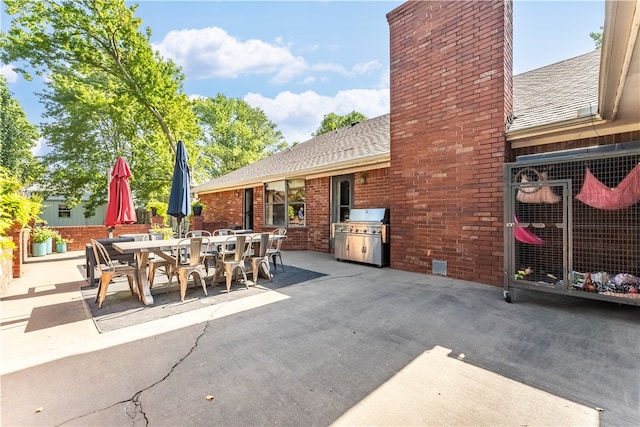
xmin=235 ymin=266 xmax=249 ymax=289
xmin=272 ymin=253 xmax=284 ymax=272
xmin=194 ymin=272 xmax=208 ymax=296
xmin=178 ymin=269 xmax=189 ymax=302
xmin=251 ymin=260 xmax=259 ymax=286
xmin=224 ymin=264 xmax=233 ymax=292
xmin=94 ymin=278 xmax=103 ymax=304
xmin=97 ymin=272 xmax=116 ymax=309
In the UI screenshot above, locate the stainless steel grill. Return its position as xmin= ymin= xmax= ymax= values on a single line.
xmin=332 ymin=208 xmax=390 ymax=266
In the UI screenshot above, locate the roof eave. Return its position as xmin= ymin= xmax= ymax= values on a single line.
xmin=598 ymin=0 xmax=640 ymax=120
xmin=507 ymin=114 xmax=608 ymax=148
xmin=192 ymin=153 xmax=390 ymax=195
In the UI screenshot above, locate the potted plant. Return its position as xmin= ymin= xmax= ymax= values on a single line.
xmin=191 ymin=199 xmax=206 ymax=216
xmin=146 ymin=200 xmax=168 ymax=225
xmin=150 ymin=224 xmax=174 ymax=240
xmin=55 ymin=234 xmax=70 ymax=253
xmin=31 ymin=227 xmax=50 ymax=257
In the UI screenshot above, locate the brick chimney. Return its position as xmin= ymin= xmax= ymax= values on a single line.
xmin=387 ymin=0 xmax=513 ymax=285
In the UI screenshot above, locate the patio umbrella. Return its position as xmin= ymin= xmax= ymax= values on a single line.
xmin=167 ymin=140 xmax=191 ymax=237
xmin=105 ymin=156 xmax=137 ymax=237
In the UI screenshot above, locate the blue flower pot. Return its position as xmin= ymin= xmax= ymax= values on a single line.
xmin=56 ymin=242 xmax=67 ymax=253
xmin=32 ymin=242 xmax=47 ymax=257
xmin=45 ymin=237 xmax=52 ymax=254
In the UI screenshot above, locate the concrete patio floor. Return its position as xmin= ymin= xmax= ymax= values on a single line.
xmin=1 ymin=250 xmax=638 ymax=426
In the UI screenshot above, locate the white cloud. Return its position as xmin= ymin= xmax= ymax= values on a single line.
xmin=153 ymin=27 xmax=383 ymax=85
xmin=0 ymin=64 xmax=18 ymax=83
xmin=351 ymin=60 xmax=382 ymax=75
xmin=153 ymin=27 xmax=307 ymax=82
xmin=245 ymin=88 xmax=390 ymax=144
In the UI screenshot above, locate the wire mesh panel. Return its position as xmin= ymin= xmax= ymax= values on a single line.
xmin=504 ymin=146 xmax=640 ymax=305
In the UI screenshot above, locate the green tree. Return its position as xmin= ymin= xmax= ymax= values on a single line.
xmin=192 ymin=94 xmax=288 ymax=178
xmin=590 ymin=27 xmax=603 ymax=50
xmin=1 ymin=0 xmax=204 ymax=216
xmin=312 ymin=111 xmax=368 ymax=137
xmin=0 ymin=75 xmax=42 ymax=185
xmin=37 ymin=70 xmax=176 ymax=216
xmin=0 ymin=0 xmax=200 ymax=155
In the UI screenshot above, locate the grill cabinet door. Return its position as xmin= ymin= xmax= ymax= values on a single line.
xmin=334 ymin=233 xmax=348 ymax=260
xmin=362 ymin=236 xmax=382 ymax=266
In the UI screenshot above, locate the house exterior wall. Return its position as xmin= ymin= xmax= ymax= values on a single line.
xmin=510 ymin=130 xmax=640 ymax=159
xmin=196 ymin=167 xmax=391 ymax=252
xmin=199 ymin=190 xmax=244 ymax=231
xmin=353 ymin=168 xmax=391 ymax=209
xmin=387 ymin=0 xmax=512 ymax=285
xmin=40 ymin=199 xmax=108 ymax=227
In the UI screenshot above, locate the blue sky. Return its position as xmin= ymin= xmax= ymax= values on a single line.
xmin=1 ymin=0 xmax=604 ymax=154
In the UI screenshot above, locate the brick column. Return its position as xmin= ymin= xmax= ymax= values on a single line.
xmin=8 ymin=222 xmax=24 ymax=278
xmin=387 ymin=0 xmax=513 ymax=285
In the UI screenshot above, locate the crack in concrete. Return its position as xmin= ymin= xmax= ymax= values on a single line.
xmin=57 ymin=321 xmax=211 ymax=427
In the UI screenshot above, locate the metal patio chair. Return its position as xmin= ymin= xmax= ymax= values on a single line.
xmin=91 ymin=239 xmax=139 ymax=309
xmin=266 ymin=228 xmax=287 ymax=272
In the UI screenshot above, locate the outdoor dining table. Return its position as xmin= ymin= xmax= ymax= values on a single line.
xmin=112 ymin=233 xmax=284 ymax=305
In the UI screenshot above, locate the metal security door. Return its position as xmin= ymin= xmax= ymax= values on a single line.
xmin=504 ymin=165 xmax=570 ymax=302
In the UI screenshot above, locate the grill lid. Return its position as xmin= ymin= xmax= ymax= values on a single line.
xmin=346 ymin=208 xmax=389 ymax=223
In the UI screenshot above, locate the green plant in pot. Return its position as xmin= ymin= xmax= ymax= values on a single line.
xmin=55 ymin=234 xmax=70 ymax=253
xmin=191 ymin=199 xmax=206 ymax=216
xmin=31 ymin=227 xmax=51 ymax=257
xmin=146 ymin=200 xmax=168 ymax=225
xmin=150 ymin=224 xmax=174 ymax=240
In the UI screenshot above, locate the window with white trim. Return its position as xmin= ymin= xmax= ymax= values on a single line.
xmin=58 ymin=204 xmax=71 ymax=218
xmin=264 ymin=179 xmax=305 ymax=227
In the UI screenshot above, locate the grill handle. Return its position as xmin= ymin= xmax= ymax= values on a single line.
xmin=381 ymin=225 xmax=389 ymax=243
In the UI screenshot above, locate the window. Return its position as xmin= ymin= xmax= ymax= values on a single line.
xmin=264 ymin=179 xmax=305 ymax=227
xmin=58 ymin=204 xmax=71 ymax=218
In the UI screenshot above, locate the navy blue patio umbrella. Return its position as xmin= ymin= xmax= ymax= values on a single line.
xmin=167 ymin=140 xmax=191 ymax=237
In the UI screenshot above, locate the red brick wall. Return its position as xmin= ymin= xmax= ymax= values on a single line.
xmin=48 ymin=224 xmax=151 ymax=251
xmin=199 ymin=190 xmax=243 ymax=230
xmin=305 ymin=177 xmax=330 ymax=252
xmin=354 ymin=168 xmax=391 ymax=209
xmin=387 ymin=0 xmax=512 ymax=285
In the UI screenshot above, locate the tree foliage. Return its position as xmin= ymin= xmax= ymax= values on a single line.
xmin=0 ymin=0 xmax=200 ymax=154
xmin=0 ymin=0 xmax=203 ymax=215
xmin=192 ymin=94 xmax=288 ymax=179
xmin=590 ymin=27 xmax=603 ymax=50
xmin=37 ymin=71 xmax=177 ymax=216
xmin=0 ymin=75 xmax=43 ymax=185
xmin=0 ymin=166 xmax=42 ymax=235
xmin=312 ymin=111 xmax=368 ymax=137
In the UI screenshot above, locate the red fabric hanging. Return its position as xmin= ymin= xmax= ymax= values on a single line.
xmin=514 ymin=216 xmax=544 ymax=245
xmin=575 ymin=164 xmax=640 ymax=210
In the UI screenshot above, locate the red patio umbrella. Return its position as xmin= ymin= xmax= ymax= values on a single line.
xmin=105 ymin=156 xmax=137 ymax=237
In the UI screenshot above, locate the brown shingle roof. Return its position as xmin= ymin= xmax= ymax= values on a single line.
xmin=193 ymin=114 xmax=390 ymax=193
xmin=510 ymin=50 xmax=600 ymax=131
